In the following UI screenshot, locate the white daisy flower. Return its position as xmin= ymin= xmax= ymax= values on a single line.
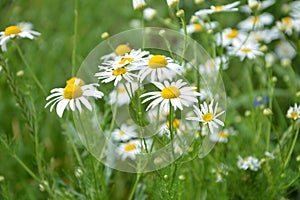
xmin=109 ymin=82 xmax=138 ymax=106
xmin=199 ymin=56 xmax=229 ymax=75
xmin=95 ymin=50 xmax=146 ymax=86
xmin=250 ymin=27 xmax=281 ymax=43
xmin=141 ymin=79 xmax=201 ymax=113
xmin=286 ymin=104 xmax=300 ymax=120
xmin=132 ymin=0 xmax=146 ymax=10
xmin=138 ymin=55 xmax=182 ymax=82
xmin=112 ymin=124 xmax=138 ymax=142
xmin=276 ymin=16 xmax=300 ymax=35
xmin=117 ymin=140 xmax=141 ymax=160
xmin=275 ymin=40 xmax=296 ymax=61
xmin=184 ymin=20 xmax=219 ymax=34
xmin=237 ymin=13 xmax=274 ymax=31
xmin=195 ymin=1 xmax=240 ymax=16
xmin=290 ymin=1 xmax=300 ymax=19
xmin=215 ymin=28 xmax=247 ymax=47
xmin=0 ymin=22 xmax=41 ymax=52
xmin=45 ymin=77 xmax=104 ymax=118
xmin=101 ymin=44 xmax=132 ymax=61
xmin=143 ymin=8 xmax=157 ymax=21
xmin=237 ymin=156 xmax=261 ymax=171
xmin=228 ymin=40 xmax=263 ymax=61
xmin=186 ymin=99 xmax=225 ymax=133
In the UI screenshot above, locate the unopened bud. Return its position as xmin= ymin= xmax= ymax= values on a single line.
xmin=16 ymin=70 xmax=24 ymax=77
xmin=263 ymin=108 xmax=272 ymax=116
xmin=194 ymin=0 xmax=204 ymax=5
xmin=176 ymin=9 xmax=185 ymax=18
xmin=101 ymin=32 xmax=109 ymax=39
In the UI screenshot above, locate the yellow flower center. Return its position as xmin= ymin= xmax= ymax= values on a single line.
xmin=148 ymin=55 xmax=168 ymax=68
xmin=118 ymin=87 xmax=126 ymax=93
xmin=250 ymin=16 xmax=260 ymax=23
xmin=112 ymin=67 xmax=128 ymax=76
xmin=124 ymin=143 xmax=137 ymax=152
xmin=167 ymin=118 xmax=181 ymax=129
xmin=212 ymin=5 xmax=223 ymax=12
xmin=66 ymin=77 xmax=85 ymax=86
xmin=241 ymin=48 xmax=251 ymax=53
xmin=161 ymin=86 xmax=180 ymax=99
xmin=194 ymin=24 xmax=203 ymax=32
xmin=115 ymin=44 xmax=131 ymax=56
xmin=226 ymin=29 xmax=238 ymax=39
xmin=119 ymin=57 xmax=134 ymax=65
xmin=203 ymin=113 xmax=214 ymax=122
xmin=291 ymin=111 xmax=299 ymax=119
xmin=119 ymin=131 xmax=125 ymax=136
xmin=219 ymin=131 xmax=229 ymax=139
xmin=63 ymin=84 xmax=83 ymax=99
xmin=4 ymin=26 xmax=22 ymax=36
xmin=282 ymin=17 xmax=291 ymax=25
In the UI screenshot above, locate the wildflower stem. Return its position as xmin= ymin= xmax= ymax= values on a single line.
xmin=179 ymin=13 xmax=187 ymax=65
xmin=14 ymin=42 xmax=46 ymax=96
xmin=128 ymin=173 xmax=142 ymax=200
xmin=283 ymin=125 xmax=299 ymax=170
xmin=72 ymin=0 xmax=78 ymax=76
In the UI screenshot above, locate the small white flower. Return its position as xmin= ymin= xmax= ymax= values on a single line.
xmin=0 ymin=22 xmax=41 ymax=51
xmin=286 ymin=103 xmax=300 ymax=120
xmin=143 ymin=8 xmax=157 ymax=21
xmin=237 ymin=156 xmax=261 ymax=171
xmin=195 ymin=1 xmax=240 ymax=16
xmin=237 ymin=13 xmax=274 ymax=31
xmin=289 ymin=1 xmax=300 ymax=19
xmin=117 ymin=140 xmax=141 ymax=160
xmin=112 ymin=124 xmax=138 ymax=142
xmin=184 ymin=20 xmax=219 ymax=34
xmin=276 ymin=16 xmax=300 ymax=35
xmin=45 ymin=77 xmax=104 ymax=118
xmin=141 ymin=79 xmax=201 ymax=113
xmin=95 ymin=50 xmax=148 ymax=86
xmin=215 ymin=28 xmax=247 ymax=47
xmin=109 ymin=82 xmax=138 ymax=106
xmin=187 ymin=99 xmax=225 ymax=133
xmin=101 ymin=44 xmax=132 ymax=61
xmin=138 ymin=55 xmax=182 ymax=82
xmin=132 ymin=0 xmax=146 ymax=10
xmin=228 ymin=40 xmax=263 ymax=61
xmin=240 ymin=0 xmax=275 ymax=13
xmin=199 ymin=56 xmax=229 ymax=75
xmin=275 ymin=40 xmax=296 ymax=61
xmin=250 ymin=27 xmax=281 ymax=43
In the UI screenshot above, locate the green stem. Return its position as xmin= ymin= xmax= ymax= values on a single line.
xmin=128 ymin=173 xmax=142 ymax=200
xmin=72 ymin=0 xmax=78 ymax=76
xmin=14 ymin=42 xmax=46 ymax=96
xmin=283 ymin=125 xmax=299 ymax=170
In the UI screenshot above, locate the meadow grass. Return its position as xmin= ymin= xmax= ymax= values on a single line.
xmin=0 ymin=0 xmax=300 ymax=199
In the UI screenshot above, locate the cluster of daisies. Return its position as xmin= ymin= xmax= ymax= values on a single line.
xmin=133 ymin=0 xmax=300 ymax=71
xmin=44 ymin=43 xmax=225 ymax=160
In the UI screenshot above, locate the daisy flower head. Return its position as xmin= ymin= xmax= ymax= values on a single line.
xmin=132 ymin=0 xmax=146 ymax=10
xmin=276 ymin=16 xmax=300 ymax=35
xmin=0 ymin=22 xmax=41 ymax=52
xmin=286 ymin=104 xmax=300 ymax=120
xmin=195 ymin=1 xmax=240 ymax=16
xmin=240 ymin=0 xmax=275 ymax=13
xmin=184 ymin=20 xmax=219 ymax=34
xmin=215 ymin=28 xmax=247 ymax=47
xmin=112 ymin=124 xmax=138 ymax=142
xmin=101 ymin=44 xmax=132 ymax=61
xmin=186 ymin=99 xmax=225 ymax=134
xmin=237 ymin=13 xmax=274 ymax=31
xmin=199 ymin=56 xmax=229 ymax=75
xmin=138 ymin=54 xmax=182 ymax=82
xmin=117 ymin=139 xmax=141 ymax=160
xmin=275 ymin=40 xmax=296 ymax=61
xmin=237 ymin=156 xmax=261 ymax=171
xmin=45 ymin=77 xmax=104 ymax=118
xmin=140 ymin=79 xmax=201 ymax=113
xmin=228 ymin=40 xmax=263 ymax=61
xmin=109 ymin=82 xmax=138 ymax=106
xmin=250 ymin=27 xmax=281 ymax=44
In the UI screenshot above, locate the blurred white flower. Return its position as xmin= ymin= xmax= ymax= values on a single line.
xmin=215 ymin=28 xmax=247 ymax=47
xmin=286 ymin=104 xmax=300 ymax=120
xmin=109 ymin=82 xmax=138 ymax=106
xmin=237 ymin=156 xmax=261 ymax=171
xmin=143 ymin=8 xmax=157 ymax=21
xmin=0 ymin=22 xmax=41 ymax=51
xmin=132 ymin=0 xmax=146 ymax=10
xmin=275 ymin=40 xmax=296 ymax=61
xmin=112 ymin=124 xmax=138 ymax=142
xmin=238 ymin=13 xmax=274 ymax=31
xmin=276 ymin=16 xmax=300 ymax=35
xmin=228 ymin=40 xmax=263 ymax=61
xmin=195 ymin=1 xmax=240 ymax=16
